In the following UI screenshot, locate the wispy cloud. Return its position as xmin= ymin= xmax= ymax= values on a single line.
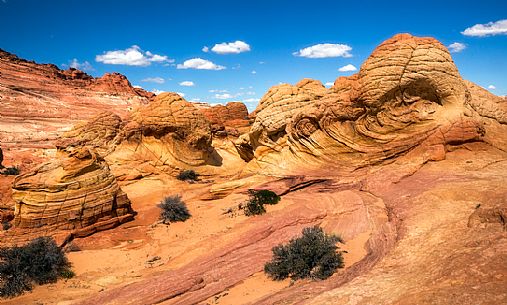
xmin=209 ymin=89 xmax=228 ymax=93
xmin=179 ymin=81 xmax=195 ymax=87
xmin=448 ymin=42 xmax=466 ymax=53
xmin=462 ymin=19 xmax=507 ymax=37
xmin=338 ymin=64 xmax=357 ymax=72
xmin=142 ymin=77 xmax=165 ymax=84
xmin=488 ymin=85 xmax=496 ymax=90
xmin=68 ymin=58 xmax=94 ymax=71
xmin=324 ymin=82 xmax=334 ymax=87
xmin=209 ymin=40 xmax=251 ymax=54
xmin=215 ymin=93 xmax=234 ymax=99
xmin=177 ymin=58 xmax=225 ymax=70
xmin=294 ymin=43 xmax=352 ymax=58
xmin=152 ymin=89 xmax=165 ymax=95
xmin=96 ymin=45 xmax=173 ymax=66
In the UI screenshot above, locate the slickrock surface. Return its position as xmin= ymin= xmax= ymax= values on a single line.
xmin=235 ymin=34 xmax=505 ymax=176
xmin=0 ymin=49 xmax=152 ymax=150
xmin=1 ymin=34 xmax=506 ymax=305
xmin=9 ymin=146 xmax=134 ymax=233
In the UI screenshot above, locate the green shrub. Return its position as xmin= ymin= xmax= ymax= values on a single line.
xmin=158 ymin=195 xmax=191 ymax=224
xmin=264 ymin=226 xmax=344 ymax=281
xmin=1 ymin=166 xmax=19 ymax=176
xmin=0 ymin=236 xmax=73 ymax=298
xmin=249 ymin=189 xmax=280 ymax=205
xmin=176 ymin=170 xmax=198 ymax=181
xmin=243 ymin=199 xmax=266 ymax=216
xmin=243 ymin=189 xmax=280 ymax=216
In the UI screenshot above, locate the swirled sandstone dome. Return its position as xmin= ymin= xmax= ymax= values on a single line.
xmin=236 ymin=34 xmax=506 ymax=175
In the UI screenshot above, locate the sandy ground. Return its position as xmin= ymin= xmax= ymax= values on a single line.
xmin=1 ymin=169 xmax=373 ymax=305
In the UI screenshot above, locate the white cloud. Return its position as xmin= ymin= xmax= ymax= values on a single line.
xmin=488 ymin=85 xmax=496 ymax=90
xmin=210 ymin=40 xmax=251 ymax=54
xmin=152 ymin=89 xmax=165 ymax=95
xmin=133 ymin=85 xmax=143 ymax=89
xmin=246 ymin=91 xmax=255 ymax=95
xmin=243 ymin=98 xmax=260 ymax=103
xmin=176 ymin=92 xmax=185 ymax=97
xmin=177 ymin=58 xmax=225 ymax=70
xmin=294 ymin=43 xmax=352 ymax=58
xmin=202 ymin=46 xmax=209 ymax=52
xmin=448 ymin=42 xmax=466 ymax=53
xmin=325 ymin=82 xmax=334 ymax=87
xmin=142 ymin=77 xmax=165 ymax=84
xmin=338 ymin=64 xmax=357 ymax=72
xmin=179 ymin=81 xmax=195 ymax=87
xmin=68 ymin=58 xmax=93 ymax=71
xmin=96 ymin=45 xmax=173 ymax=66
xmin=209 ymin=89 xmax=228 ymax=93
xmin=190 ymin=98 xmax=201 ymax=102
xmin=251 ymin=70 xmax=257 ymax=74
xmin=259 ymin=61 xmax=265 ymax=64
xmin=462 ymin=19 xmax=507 ymax=37
xmin=215 ymin=93 xmax=234 ymax=99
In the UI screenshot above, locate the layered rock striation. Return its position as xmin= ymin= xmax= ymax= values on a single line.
xmin=11 ymin=146 xmax=134 ymax=231
xmin=0 ymin=49 xmax=152 ymax=149
xmin=236 ymin=34 xmax=506 ymax=175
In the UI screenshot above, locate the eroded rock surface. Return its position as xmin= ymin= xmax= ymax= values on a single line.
xmin=236 ymin=34 xmax=505 ymax=176
xmin=0 ymin=49 xmax=152 ymax=150
xmin=198 ymin=102 xmax=250 ymax=136
xmin=11 ymin=146 xmax=134 ymax=232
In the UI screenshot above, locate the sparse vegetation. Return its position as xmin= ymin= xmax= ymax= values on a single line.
xmin=158 ymin=195 xmax=191 ymax=224
xmin=0 ymin=236 xmax=74 ymax=298
xmin=176 ymin=169 xmax=198 ymax=182
xmin=243 ymin=189 xmax=281 ymax=216
xmin=1 ymin=222 xmax=11 ymax=231
xmin=264 ymin=226 xmax=344 ymax=281
xmin=0 ymin=166 xmax=20 ymax=176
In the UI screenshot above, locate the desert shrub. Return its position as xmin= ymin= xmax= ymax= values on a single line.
xmin=176 ymin=170 xmax=198 ymax=181
xmin=243 ymin=199 xmax=266 ymax=216
xmin=158 ymin=195 xmax=191 ymax=224
xmin=1 ymin=222 xmax=11 ymax=231
xmin=249 ymin=189 xmax=280 ymax=205
xmin=0 ymin=236 xmax=73 ymax=298
xmin=264 ymin=226 xmax=344 ymax=281
xmin=1 ymin=166 xmax=19 ymax=176
xmin=243 ymin=189 xmax=280 ymax=216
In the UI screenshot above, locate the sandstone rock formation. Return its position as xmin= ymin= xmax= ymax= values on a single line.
xmin=198 ymin=102 xmax=250 ymax=136
xmin=11 ymin=146 xmax=134 ymax=231
xmin=236 ymin=34 xmax=505 ymax=176
xmin=0 ymin=49 xmax=152 ymax=150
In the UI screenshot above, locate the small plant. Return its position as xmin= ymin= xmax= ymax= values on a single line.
xmin=243 ymin=189 xmax=280 ymax=216
xmin=264 ymin=226 xmax=344 ymax=281
xmin=176 ymin=169 xmax=198 ymax=181
xmin=243 ymin=199 xmax=266 ymax=216
xmin=0 ymin=236 xmax=74 ymax=298
xmin=249 ymin=189 xmax=280 ymax=205
xmin=158 ymin=195 xmax=191 ymax=224
xmin=1 ymin=222 xmax=11 ymax=231
xmin=0 ymin=166 xmax=20 ymax=176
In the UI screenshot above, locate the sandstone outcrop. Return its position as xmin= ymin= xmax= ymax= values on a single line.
xmin=11 ymin=146 xmax=134 ymax=231
xmin=86 ymin=93 xmax=216 ymax=178
xmin=236 ymin=34 xmax=505 ymax=176
xmin=198 ymin=102 xmax=250 ymax=136
xmin=0 ymin=49 xmax=151 ymax=150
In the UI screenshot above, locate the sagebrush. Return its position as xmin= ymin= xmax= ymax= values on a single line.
xmin=158 ymin=195 xmax=191 ymax=224
xmin=0 ymin=236 xmax=74 ymax=298
xmin=264 ymin=226 xmax=344 ymax=281
xmin=243 ymin=189 xmax=280 ymax=216
xmin=176 ymin=170 xmax=198 ymax=181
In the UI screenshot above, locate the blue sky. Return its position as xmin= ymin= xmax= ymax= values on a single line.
xmin=1 ymin=0 xmax=506 ymax=111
